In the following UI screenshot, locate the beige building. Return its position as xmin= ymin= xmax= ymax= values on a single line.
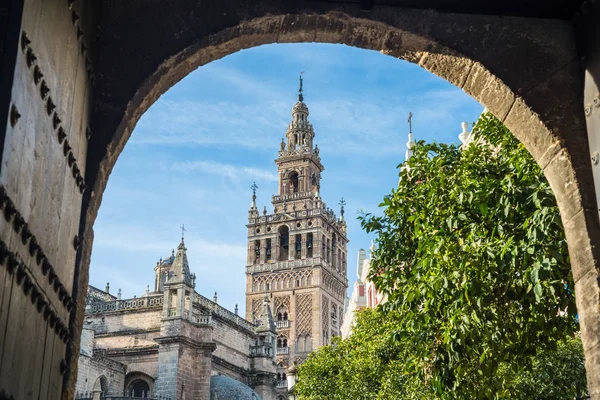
xmin=74 ymin=238 xmax=278 ymax=400
xmin=74 ymin=77 xmax=349 ymax=400
xmin=341 ymin=243 xmax=387 ymax=339
xmin=245 ymin=75 xmax=349 ymax=393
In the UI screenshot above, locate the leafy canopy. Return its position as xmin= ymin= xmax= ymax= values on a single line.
xmin=296 ymin=113 xmax=583 ymax=399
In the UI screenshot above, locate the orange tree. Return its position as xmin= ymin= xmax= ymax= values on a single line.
xmin=295 ymin=113 xmax=585 ymax=399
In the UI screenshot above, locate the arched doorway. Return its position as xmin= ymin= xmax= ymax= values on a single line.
xmin=125 ymin=372 xmax=154 ymax=398
xmin=129 ymin=380 xmax=150 ymax=398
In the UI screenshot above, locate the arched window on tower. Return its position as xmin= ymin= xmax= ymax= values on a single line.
xmin=279 ymin=226 xmax=289 ymax=261
xmin=332 ymin=233 xmax=337 ymax=269
xmin=266 ymin=238 xmax=272 ymax=261
xmin=289 ymin=172 xmax=299 ymax=193
xmin=254 ymin=240 xmax=260 ymax=264
xmin=295 ymin=234 xmax=302 ymax=259
xmin=298 ymin=335 xmax=305 ymax=352
xmin=306 ymin=233 xmax=313 ymax=257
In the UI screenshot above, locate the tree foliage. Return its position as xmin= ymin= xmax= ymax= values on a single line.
xmin=295 ymin=113 xmax=585 ymax=399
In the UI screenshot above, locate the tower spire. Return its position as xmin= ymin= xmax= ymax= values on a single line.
xmin=250 ymin=182 xmax=258 ymax=209
xmin=298 ymin=72 xmax=304 ymax=102
xmin=406 ymin=111 xmax=415 ymax=160
xmin=339 ymin=197 xmax=346 ymax=221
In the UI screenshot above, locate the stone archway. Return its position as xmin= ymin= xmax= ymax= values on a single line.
xmin=74 ymin=10 xmax=598 ymax=396
xmin=125 ymin=372 xmax=154 ymax=398
xmin=2 ymin=2 xmax=599 ymax=399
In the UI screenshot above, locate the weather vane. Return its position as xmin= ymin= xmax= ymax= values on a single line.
xmin=251 ymin=182 xmax=258 ymax=203
xmin=299 ymin=71 xmax=305 ymax=101
xmin=407 ymin=111 xmax=413 ymax=134
xmin=180 ymin=224 xmax=186 ymax=239
xmin=339 ymin=197 xmax=346 ymax=218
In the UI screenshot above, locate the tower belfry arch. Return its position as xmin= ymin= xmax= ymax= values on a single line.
xmin=246 ymin=78 xmax=349 ymax=374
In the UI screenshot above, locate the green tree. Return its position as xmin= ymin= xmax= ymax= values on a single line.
xmin=295 ymin=113 xmax=585 ymax=399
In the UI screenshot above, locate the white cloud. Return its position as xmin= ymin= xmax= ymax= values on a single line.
xmin=169 ymin=160 xmax=278 ymax=182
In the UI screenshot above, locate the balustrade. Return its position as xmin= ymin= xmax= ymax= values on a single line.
xmin=276 ymin=381 xmax=287 ymax=389
xmin=275 ymin=320 xmax=290 ymax=329
xmin=276 ymin=346 xmax=289 ymax=355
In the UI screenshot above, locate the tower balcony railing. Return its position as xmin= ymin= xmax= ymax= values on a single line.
xmin=272 ymin=191 xmax=313 ymax=203
xmin=276 ymin=320 xmax=290 ymax=329
xmin=246 ymin=257 xmax=349 ymax=286
xmin=276 ymin=380 xmax=288 ymax=389
xmin=277 ymin=346 xmax=289 ymax=355
xmin=251 ymin=345 xmax=274 ymax=357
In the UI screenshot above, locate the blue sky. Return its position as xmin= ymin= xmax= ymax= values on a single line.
xmin=89 ymin=43 xmax=483 ymax=315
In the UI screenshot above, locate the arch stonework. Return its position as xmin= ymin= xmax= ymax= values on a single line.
xmin=1 ymin=2 xmax=599 ymax=399
xmin=79 ymin=11 xmax=598 ymax=395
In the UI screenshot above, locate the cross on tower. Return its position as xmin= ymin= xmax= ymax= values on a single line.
xmin=180 ymin=224 xmax=186 ymax=239
xmin=251 ymin=182 xmax=258 ymax=201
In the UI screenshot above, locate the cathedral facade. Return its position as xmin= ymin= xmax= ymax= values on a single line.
xmin=245 ymin=76 xmax=349 ymax=389
xmin=74 ymin=78 xmax=348 ymax=400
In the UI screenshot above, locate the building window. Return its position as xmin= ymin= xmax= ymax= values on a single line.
xmin=332 ymin=234 xmax=336 ymax=269
xmin=254 ymin=240 xmax=260 ymax=264
xmin=289 ymin=172 xmax=299 ymax=193
xmin=295 ymin=235 xmax=302 ymax=259
xmin=279 ymin=226 xmax=289 ymax=261
xmin=307 ymin=233 xmax=313 ymax=257
xmin=266 ymin=238 xmax=272 ymax=261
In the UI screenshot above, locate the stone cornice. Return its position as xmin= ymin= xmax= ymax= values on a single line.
xmin=154 ymin=335 xmax=217 ymax=354
xmin=94 ymin=346 xmax=158 ymax=358
xmin=94 ymin=327 xmax=160 ymax=338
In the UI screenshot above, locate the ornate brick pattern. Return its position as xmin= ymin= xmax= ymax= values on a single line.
xmin=322 ymin=296 xmax=329 ymax=336
xmin=273 ymin=295 xmax=290 ymax=313
xmin=295 ymin=294 xmax=312 ymax=336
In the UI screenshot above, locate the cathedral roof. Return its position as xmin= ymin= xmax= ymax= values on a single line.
xmin=210 ymin=375 xmax=263 ymax=400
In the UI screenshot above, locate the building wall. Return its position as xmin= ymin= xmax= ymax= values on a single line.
xmin=341 ymin=248 xmax=386 ymax=339
xmin=74 ymin=329 xmax=126 ymax=396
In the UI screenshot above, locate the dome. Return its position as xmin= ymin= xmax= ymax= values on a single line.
xmin=210 ymin=375 xmax=263 ymax=400
xmin=292 ymin=101 xmax=308 ymax=113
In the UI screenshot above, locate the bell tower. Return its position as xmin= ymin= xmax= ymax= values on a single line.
xmin=245 ymin=76 xmax=349 ymax=376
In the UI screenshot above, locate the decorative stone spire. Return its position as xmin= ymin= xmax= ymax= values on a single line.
xmin=255 ymin=294 xmax=276 ymax=333
xmin=250 ymin=182 xmax=258 ymax=209
xmin=458 ymin=121 xmax=474 ymax=147
xmin=406 ymin=111 xmax=415 ymax=160
xmin=105 ymin=282 xmax=110 ymax=294
xmin=280 ymin=73 xmax=315 ymax=156
xmin=298 ymin=72 xmax=304 ymax=102
xmin=213 ymin=291 xmax=218 ymax=303
xmin=338 ymin=197 xmax=346 ymax=222
xmin=167 ymin=237 xmax=193 ymax=287
xmin=235 ymin=304 xmax=239 ymax=315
